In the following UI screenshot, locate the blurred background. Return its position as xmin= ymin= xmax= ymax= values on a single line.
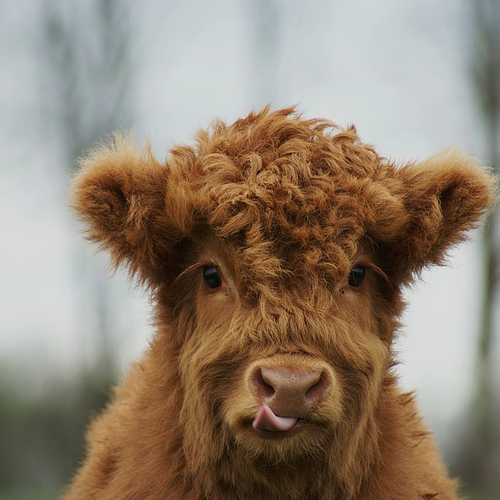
xmin=1 ymin=0 xmax=499 ymax=498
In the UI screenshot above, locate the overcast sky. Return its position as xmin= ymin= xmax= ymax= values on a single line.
xmin=1 ymin=0 xmax=498 ymax=453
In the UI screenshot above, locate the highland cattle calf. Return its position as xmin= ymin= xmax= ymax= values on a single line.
xmin=64 ymin=108 xmax=496 ymax=499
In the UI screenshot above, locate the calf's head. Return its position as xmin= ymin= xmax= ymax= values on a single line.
xmin=73 ymin=108 xmax=495 ymax=489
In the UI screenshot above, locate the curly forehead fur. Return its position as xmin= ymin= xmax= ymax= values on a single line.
xmin=168 ymin=108 xmax=405 ymax=287
xmin=66 ymin=107 xmax=497 ymax=500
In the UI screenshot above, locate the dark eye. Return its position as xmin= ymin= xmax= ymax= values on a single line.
xmin=203 ymin=266 xmax=222 ymax=289
xmin=348 ymin=266 xmax=366 ymax=287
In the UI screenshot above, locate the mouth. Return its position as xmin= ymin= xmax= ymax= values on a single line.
xmin=250 ymin=403 xmax=306 ymax=439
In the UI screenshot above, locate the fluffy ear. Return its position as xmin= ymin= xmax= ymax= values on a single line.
xmin=72 ymin=135 xmax=183 ymax=285
xmin=372 ymin=151 xmax=497 ymax=283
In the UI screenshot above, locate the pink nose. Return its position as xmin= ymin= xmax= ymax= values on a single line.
xmin=251 ymin=365 xmax=329 ymax=415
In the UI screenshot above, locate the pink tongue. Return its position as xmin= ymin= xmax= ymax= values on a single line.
xmin=252 ymin=404 xmax=298 ymax=432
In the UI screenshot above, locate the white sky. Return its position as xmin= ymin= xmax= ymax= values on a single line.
xmin=1 ymin=0 xmax=498 ymax=453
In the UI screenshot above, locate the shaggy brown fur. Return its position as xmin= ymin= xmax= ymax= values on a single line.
xmin=64 ymin=107 xmax=496 ymax=500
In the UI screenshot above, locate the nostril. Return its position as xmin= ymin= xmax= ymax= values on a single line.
xmin=304 ymin=370 xmax=329 ymax=403
xmin=252 ymin=368 xmax=276 ymax=399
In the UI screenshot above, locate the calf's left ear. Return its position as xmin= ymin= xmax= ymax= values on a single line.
xmin=378 ymin=151 xmax=497 ymax=282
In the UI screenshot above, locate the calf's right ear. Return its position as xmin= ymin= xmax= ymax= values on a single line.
xmin=72 ymin=135 xmax=181 ymax=285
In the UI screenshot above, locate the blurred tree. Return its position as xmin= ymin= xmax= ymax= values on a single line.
xmin=42 ymin=0 xmax=135 ymax=162
xmin=0 ymin=0 xmax=140 ymax=495
xmin=455 ymin=0 xmax=500 ymax=492
xmin=40 ymin=0 xmax=136 ymax=380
